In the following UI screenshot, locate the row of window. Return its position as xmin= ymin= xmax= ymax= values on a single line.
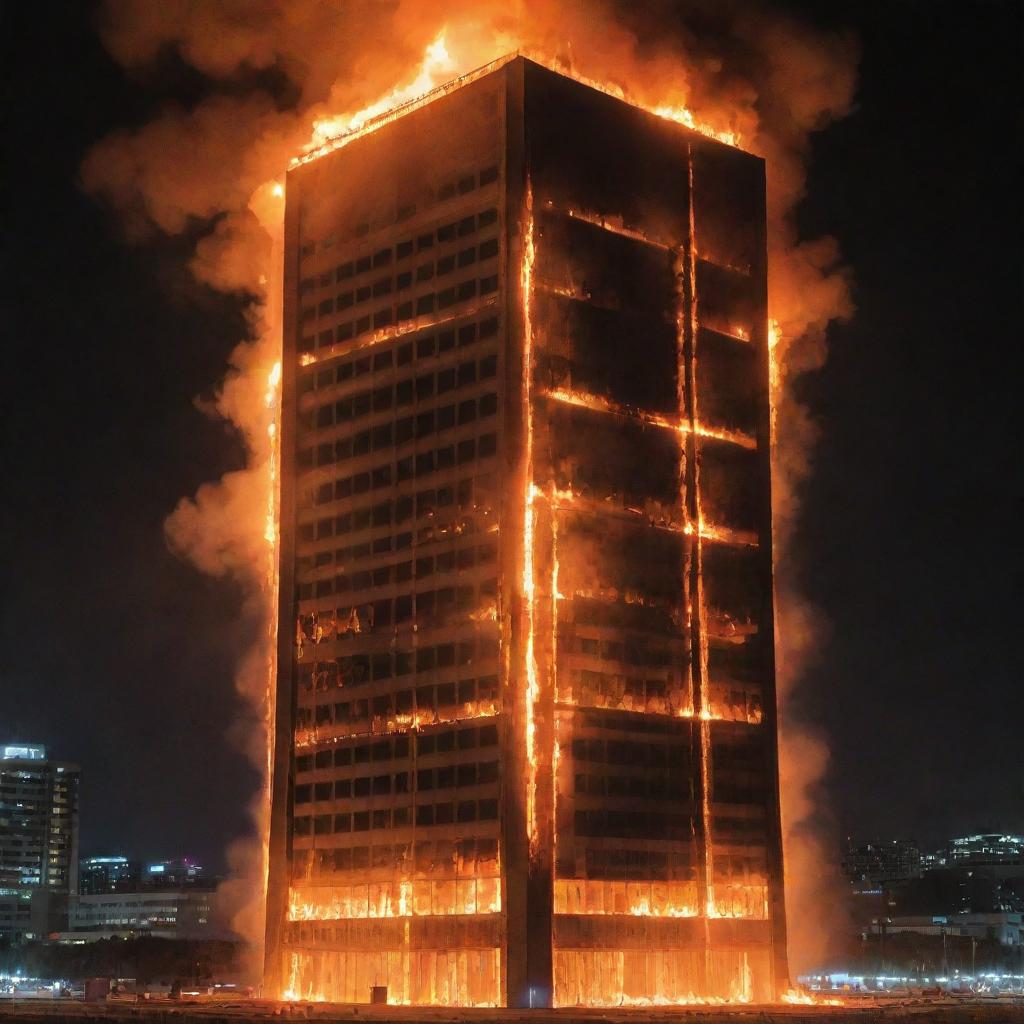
xmin=295 ymin=797 xmax=500 ymax=836
xmin=306 ymin=394 xmax=498 ymax=473
xmin=297 ymin=675 xmax=499 ymax=727
xmin=299 ymin=476 xmax=495 ymax=547
xmin=304 ymin=537 xmax=495 ymax=593
xmin=571 ymin=772 xmax=686 ymax=801
xmin=317 ymin=442 xmax=499 ymax=526
xmin=300 ymin=434 xmax=499 ymax=528
xmin=303 ymin=530 xmax=414 ymax=573
xmin=565 ymin=672 xmax=679 ymax=709
xmin=570 ymin=737 xmax=689 ymax=771
xmin=306 ymin=237 xmax=499 ymax=320
xmin=300 ymin=275 xmax=499 ymax=351
xmin=296 ymin=759 xmax=499 ymax=805
xmin=299 ymin=515 xmax=489 ymax=576
xmin=292 ymin=835 xmax=499 ymax=876
xmin=710 ymin=784 xmax=768 ymax=806
xmin=299 ymin=171 xmax=499 ymax=263
xmin=565 ymin=678 xmax=764 ymax=727
xmin=710 ymin=816 xmax=768 ymax=845
xmin=302 ymin=317 xmax=499 ymax=393
xmin=299 ymin=579 xmax=497 ymax=629
xmin=297 ymin=723 xmax=500 ymax=773
xmin=571 ymin=635 xmax=679 ymax=669
xmin=308 ymin=542 xmax=498 ymax=599
xmin=295 ymin=636 xmax=500 ymax=690
xmin=305 ymin=355 xmax=497 ymax=432
xmin=579 ymin=848 xmax=695 ymax=882
xmin=292 ymin=835 xmax=499 ymax=878
xmin=574 ymin=809 xmax=690 ymax=841
xmin=711 ymin=737 xmax=766 ymax=769
xmin=570 ymin=595 xmax=675 ymax=634
xmin=573 ymin=708 xmax=692 ymax=737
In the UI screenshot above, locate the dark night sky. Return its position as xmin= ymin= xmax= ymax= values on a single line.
xmin=1 ymin=2 xmax=1020 ymax=872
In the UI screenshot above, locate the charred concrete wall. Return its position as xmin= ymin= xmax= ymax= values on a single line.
xmin=268 ymin=56 xmax=785 ymax=1008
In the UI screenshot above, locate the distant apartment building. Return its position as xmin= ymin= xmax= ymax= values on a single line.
xmin=843 ymin=839 xmax=922 ymax=887
xmin=0 ymin=744 xmax=80 ymax=940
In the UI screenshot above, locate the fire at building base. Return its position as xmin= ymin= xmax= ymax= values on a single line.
xmin=266 ymin=56 xmax=787 ymax=1008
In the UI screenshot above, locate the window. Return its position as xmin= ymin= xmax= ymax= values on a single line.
xmin=458 ymin=393 xmax=477 ymax=421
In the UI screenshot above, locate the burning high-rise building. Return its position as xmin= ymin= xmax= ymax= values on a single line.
xmin=266 ymin=55 xmax=787 ymax=1007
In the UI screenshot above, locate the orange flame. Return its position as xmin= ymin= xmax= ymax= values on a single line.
xmin=521 ymin=181 xmax=540 ymax=859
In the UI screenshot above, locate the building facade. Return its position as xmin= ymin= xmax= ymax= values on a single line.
xmin=267 ymin=57 xmax=786 ymax=1007
xmin=843 ymin=839 xmax=922 ymax=886
xmin=0 ymin=745 xmax=80 ymax=941
xmin=63 ymin=886 xmax=215 ymax=941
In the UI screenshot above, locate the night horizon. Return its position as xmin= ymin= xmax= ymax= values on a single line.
xmin=1 ymin=0 xmax=1021 ymax=1012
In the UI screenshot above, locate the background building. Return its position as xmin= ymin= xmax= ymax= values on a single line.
xmin=267 ymin=56 xmax=785 ymax=1007
xmin=0 ymin=744 xmax=80 ymax=941
xmin=61 ymin=885 xmax=216 ymax=942
xmin=843 ymin=832 xmax=1024 ymax=958
xmin=63 ymin=855 xmax=215 ymax=943
xmin=843 ymin=838 xmax=922 ymax=887
xmin=144 ymin=856 xmax=205 ymax=887
xmin=78 ymin=855 xmax=141 ymax=895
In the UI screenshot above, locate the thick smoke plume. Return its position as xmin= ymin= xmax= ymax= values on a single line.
xmin=85 ymin=0 xmax=856 ymax=981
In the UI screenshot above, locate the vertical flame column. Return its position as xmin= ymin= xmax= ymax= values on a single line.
xmin=501 ymin=59 xmax=554 ymax=1008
